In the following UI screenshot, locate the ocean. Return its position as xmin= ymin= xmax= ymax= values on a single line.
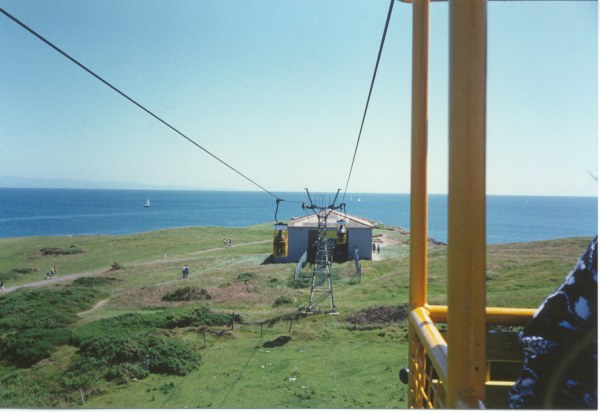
xmin=0 ymin=188 xmax=596 ymax=244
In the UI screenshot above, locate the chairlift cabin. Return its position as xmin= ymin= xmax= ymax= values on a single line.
xmin=336 ymin=219 xmax=348 ymax=245
xmin=401 ymin=0 xmax=543 ymax=408
xmin=273 ymin=223 xmax=288 ymax=258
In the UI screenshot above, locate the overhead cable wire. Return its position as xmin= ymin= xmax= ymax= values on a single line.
xmin=0 ymin=7 xmax=281 ymax=200
xmin=341 ymin=0 xmax=395 ymax=203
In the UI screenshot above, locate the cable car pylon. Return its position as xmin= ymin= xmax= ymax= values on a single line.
xmin=302 ymin=188 xmax=345 ymax=314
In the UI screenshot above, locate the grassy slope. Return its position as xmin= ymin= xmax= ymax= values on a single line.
xmin=0 ymin=225 xmax=591 ymax=408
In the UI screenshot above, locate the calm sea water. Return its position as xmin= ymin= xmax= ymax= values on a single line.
xmin=0 ymin=188 xmax=596 ymax=244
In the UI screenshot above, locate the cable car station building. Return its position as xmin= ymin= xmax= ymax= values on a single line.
xmin=274 ymin=210 xmax=374 ymax=264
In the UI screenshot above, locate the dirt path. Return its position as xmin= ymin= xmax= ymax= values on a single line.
xmin=77 ymin=298 xmax=109 ymax=316
xmin=371 ymin=233 xmax=402 ymax=261
xmin=2 ymin=269 xmax=102 ymax=294
xmin=0 ymin=239 xmax=272 ymax=294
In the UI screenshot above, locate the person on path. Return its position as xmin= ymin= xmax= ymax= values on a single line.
xmin=0 ymin=280 xmax=4 ymax=292
xmin=377 ymin=244 xmax=381 ymax=254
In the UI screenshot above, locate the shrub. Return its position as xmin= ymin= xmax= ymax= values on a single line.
xmin=0 ymin=288 xmax=103 ymax=331
xmin=161 ymin=306 xmax=234 ymax=329
xmin=0 ymin=286 xmax=105 ymax=367
xmin=71 ymin=313 xmax=160 ymax=346
xmin=0 ymin=329 xmax=71 ymax=367
xmin=40 ymin=245 xmax=83 ymax=256
xmin=273 ymin=296 xmax=293 ymax=306
xmin=289 ymin=273 xmax=311 ymax=289
xmin=1 ymin=268 xmax=37 ymax=281
xmin=109 ymin=262 xmax=124 ymax=271
xmin=72 ymin=306 xmax=236 ymax=345
xmin=146 ymin=336 xmax=201 ymax=375
xmin=347 ymin=305 xmax=409 ymax=325
xmin=65 ymin=334 xmax=200 ymax=388
xmin=106 ymin=362 xmax=149 ymax=385
xmin=162 ymin=286 xmax=211 ymax=302
xmin=237 ymin=272 xmax=256 ymax=283
xmin=65 ymin=306 xmax=235 ymax=387
xmin=72 ymin=277 xmax=118 ymax=287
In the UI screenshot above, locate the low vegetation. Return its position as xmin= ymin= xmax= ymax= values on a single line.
xmin=0 ymin=224 xmax=591 ymax=408
xmin=40 ymin=245 xmax=84 ymax=256
xmin=162 ymin=286 xmax=211 ymax=302
xmin=0 ymin=287 xmax=105 ymax=367
xmin=0 ymin=267 xmax=37 ymax=281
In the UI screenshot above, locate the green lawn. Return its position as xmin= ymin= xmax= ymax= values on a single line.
xmin=0 ymin=224 xmax=591 ymax=408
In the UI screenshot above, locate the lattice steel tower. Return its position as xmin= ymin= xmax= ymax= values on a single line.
xmin=302 ymin=189 xmax=345 ymax=314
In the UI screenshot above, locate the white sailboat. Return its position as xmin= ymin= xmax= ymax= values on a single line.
xmin=144 ymin=199 xmax=150 ymax=208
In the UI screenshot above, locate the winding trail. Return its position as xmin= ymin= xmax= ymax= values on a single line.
xmin=77 ymin=298 xmax=109 ymax=316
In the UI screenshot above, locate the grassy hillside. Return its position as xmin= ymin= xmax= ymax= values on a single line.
xmin=0 ymin=224 xmax=591 ymax=408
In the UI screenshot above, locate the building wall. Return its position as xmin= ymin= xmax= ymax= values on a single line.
xmin=287 ymin=227 xmax=310 ymax=262
xmin=274 ymin=226 xmax=372 ymax=263
xmin=349 ymin=228 xmax=373 ymax=260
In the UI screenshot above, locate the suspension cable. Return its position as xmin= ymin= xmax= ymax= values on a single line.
xmin=341 ymin=0 xmax=395 ymax=203
xmin=0 ymin=7 xmax=281 ymax=200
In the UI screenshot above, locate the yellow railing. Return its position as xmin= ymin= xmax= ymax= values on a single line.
xmin=407 ymin=306 xmax=537 ymax=408
xmin=404 ymin=0 xmax=544 ymax=407
xmin=408 ymin=307 xmax=448 ymax=408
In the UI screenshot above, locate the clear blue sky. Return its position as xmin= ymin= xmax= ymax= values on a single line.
xmin=0 ymin=0 xmax=597 ymax=196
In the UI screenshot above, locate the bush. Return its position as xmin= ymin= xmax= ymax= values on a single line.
xmin=0 ymin=287 xmax=105 ymax=367
xmin=65 ymin=334 xmax=200 ymax=388
xmin=71 ymin=313 xmax=161 ymax=346
xmin=106 ymin=362 xmax=149 ymax=385
xmin=1 ymin=268 xmax=37 ymax=281
xmin=237 ymin=272 xmax=257 ymax=283
xmin=146 ymin=336 xmax=201 ymax=375
xmin=72 ymin=306 xmax=235 ymax=346
xmin=110 ymin=262 xmax=124 ymax=271
xmin=40 ymin=245 xmax=83 ymax=256
xmin=273 ymin=296 xmax=293 ymax=306
xmin=0 ymin=329 xmax=71 ymax=367
xmin=161 ymin=307 xmax=234 ymax=329
xmin=64 ymin=306 xmax=236 ymax=388
xmin=72 ymin=276 xmax=118 ymax=287
xmin=162 ymin=286 xmax=211 ymax=302
xmin=0 ymin=288 xmax=103 ymax=331
xmin=347 ymin=305 xmax=409 ymax=325
xmin=289 ymin=273 xmax=311 ymax=289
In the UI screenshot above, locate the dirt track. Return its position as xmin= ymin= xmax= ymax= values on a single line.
xmin=1 ymin=239 xmax=272 ymax=294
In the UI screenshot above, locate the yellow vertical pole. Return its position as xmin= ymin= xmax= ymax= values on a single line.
xmin=407 ymin=0 xmax=429 ymax=406
xmin=409 ymin=0 xmax=429 ymax=311
xmin=447 ymin=0 xmax=487 ymax=408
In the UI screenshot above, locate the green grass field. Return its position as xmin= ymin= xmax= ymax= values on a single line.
xmin=0 ymin=224 xmax=591 ymax=408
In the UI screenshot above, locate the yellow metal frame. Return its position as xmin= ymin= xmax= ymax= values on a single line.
xmin=406 ymin=0 xmax=537 ymax=408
